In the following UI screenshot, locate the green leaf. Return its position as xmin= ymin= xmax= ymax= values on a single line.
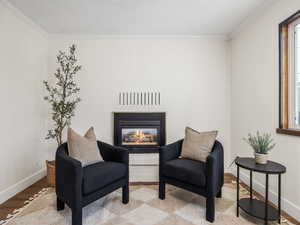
xmin=43 ymin=44 xmax=82 ymax=146
xmin=243 ymin=131 xmax=275 ymax=154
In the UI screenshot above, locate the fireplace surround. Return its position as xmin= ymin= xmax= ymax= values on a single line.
xmin=114 ymin=112 xmax=166 ymax=153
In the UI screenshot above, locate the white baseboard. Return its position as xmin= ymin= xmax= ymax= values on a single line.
xmin=0 ymin=168 xmax=46 ymax=204
xmin=237 ymin=170 xmax=300 ymax=222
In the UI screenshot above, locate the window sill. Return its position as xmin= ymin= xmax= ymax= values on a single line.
xmin=276 ymin=128 xmax=300 ymax=137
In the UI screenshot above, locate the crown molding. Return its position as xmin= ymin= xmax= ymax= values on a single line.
xmin=0 ymin=0 xmax=48 ymax=39
xmin=0 ymin=0 xmax=276 ymax=41
xmin=48 ymin=33 xmax=228 ymax=41
xmin=228 ymin=0 xmax=277 ymax=40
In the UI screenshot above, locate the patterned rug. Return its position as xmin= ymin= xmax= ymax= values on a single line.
xmin=1 ymin=183 xmax=294 ymax=225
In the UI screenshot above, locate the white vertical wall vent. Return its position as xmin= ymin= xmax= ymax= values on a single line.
xmin=118 ymin=91 xmax=161 ymax=106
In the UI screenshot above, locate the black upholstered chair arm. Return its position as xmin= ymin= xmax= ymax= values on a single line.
xmin=206 ymin=141 xmax=224 ymax=197
xmin=159 ymin=139 xmax=183 ymax=163
xmin=55 ymin=144 xmax=83 ymax=208
xmin=98 ymin=141 xmax=129 ymax=165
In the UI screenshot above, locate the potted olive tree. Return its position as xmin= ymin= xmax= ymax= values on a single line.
xmin=44 ymin=44 xmax=82 ymax=186
xmin=243 ymin=131 xmax=276 ymax=164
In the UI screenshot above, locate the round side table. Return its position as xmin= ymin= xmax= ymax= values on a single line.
xmin=235 ymin=157 xmax=286 ymax=225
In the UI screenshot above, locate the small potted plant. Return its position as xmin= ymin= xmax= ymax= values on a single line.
xmin=243 ymin=131 xmax=275 ymax=164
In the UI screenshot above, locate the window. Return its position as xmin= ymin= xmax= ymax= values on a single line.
xmin=295 ymin=24 xmax=300 ymax=126
xmin=289 ymin=19 xmax=300 ymax=128
xmin=278 ymin=11 xmax=300 ymax=136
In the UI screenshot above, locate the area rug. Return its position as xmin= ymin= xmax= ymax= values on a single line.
xmin=1 ymin=183 xmax=294 ymax=225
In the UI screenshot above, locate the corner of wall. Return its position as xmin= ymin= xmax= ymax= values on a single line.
xmin=228 ymin=0 xmax=277 ymax=40
xmin=0 ymin=0 xmax=49 ymax=39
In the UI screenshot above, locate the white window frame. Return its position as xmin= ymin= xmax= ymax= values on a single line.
xmin=288 ymin=17 xmax=300 ymax=130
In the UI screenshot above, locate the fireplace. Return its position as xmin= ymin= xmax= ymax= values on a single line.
xmin=114 ymin=112 xmax=166 ymax=153
xmin=122 ymin=128 xmax=158 ymax=145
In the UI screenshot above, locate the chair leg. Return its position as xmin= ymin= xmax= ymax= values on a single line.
xmin=206 ymin=197 xmax=215 ymax=223
xmin=216 ymin=189 xmax=222 ymax=198
xmin=159 ymin=180 xmax=165 ymax=200
xmin=122 ymin=185 xmax=129 ymax=204
xmin=57 ymin=197 xmax=65 ymax=211
xmin=72 ymin=207 xmax=82 ymax=225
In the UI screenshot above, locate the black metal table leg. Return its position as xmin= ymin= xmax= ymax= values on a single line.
xmin=265 ymin=174 xmax=269 ymax=225
xmin=278 ymin=174 xmax=281 ymax=224
xmin=237 ymin=166 xmax=239 ymax=217
xmin=250 ymin=170 xmax=253 ymax=200
xmin=235 ymin=158 xmax=286 ymax=224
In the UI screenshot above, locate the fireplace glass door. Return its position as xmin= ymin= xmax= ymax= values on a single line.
xmin=121 ymin=128 xmax=158 ymax=145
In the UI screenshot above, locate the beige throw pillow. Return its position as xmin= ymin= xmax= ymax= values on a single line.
xmin=67 ymin=127 xmax=103 ymax=167
xmin=181 ymin=127 xmax=218 ymax=162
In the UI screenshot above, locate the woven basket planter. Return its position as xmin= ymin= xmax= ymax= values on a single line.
xmin=46 ymin=160 xmax=55 ymax=187
xmin=254 ymin=153 xmax=268 ymax=164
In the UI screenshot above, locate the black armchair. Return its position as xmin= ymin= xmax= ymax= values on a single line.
xmin=159 ymin=139 xmax=224 ymax=223
xmin=55 ymin=141 xmax=129 ymax=225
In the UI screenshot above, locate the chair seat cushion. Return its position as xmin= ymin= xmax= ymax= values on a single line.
xmin=163 ymin=158 xmax=206 ymax=187
xmin=83 ymin=161 xmax=126 ymax=195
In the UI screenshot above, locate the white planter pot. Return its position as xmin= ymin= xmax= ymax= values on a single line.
xmin=254 ymin=153 xmax=268 ymax=164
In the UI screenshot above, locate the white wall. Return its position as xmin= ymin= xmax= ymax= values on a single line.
xmin=230 ymin=0 xmax=300 ymax=220
xmin=48 ymin=36 xmax=231 ymax=168
xmin=0 ymin=1 xmax=48 ymax=203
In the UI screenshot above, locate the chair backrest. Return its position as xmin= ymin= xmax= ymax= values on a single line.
xmin=56 ymin=141 xmax=103 ymax=157
xmin=56 ymin=142 xmax=69 ymax=156
xmin=211 ymin=140 xmax=222 ymax=152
